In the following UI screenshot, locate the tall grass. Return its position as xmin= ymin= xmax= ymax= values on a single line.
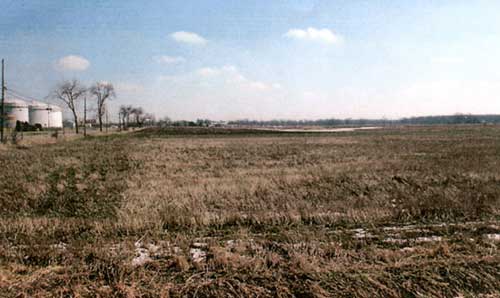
xmin=0 ymin=125 xmax=499 ymax=297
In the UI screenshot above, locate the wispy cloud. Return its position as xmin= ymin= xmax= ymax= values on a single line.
xmin=170 ymin=31 xmax=207 ymax=45
xmin=284 ymin=27 xmax=342 ymax=44
xmin=431 ymin=57 xmax=464 ymax=64
xmin=158 ymin=65 xmax=281 ymax=93
xmin=155 ymin=55 xmax=186 ymax=64
xmin=54 ymin=55 xmax=90 ymax=71
xmin=194 ymin=65 xmax=281 ymax=91
xmin=115 ymin=82 xmax=144 ymax=93
xmin=196 ymin=67 xmax=221 ymax=77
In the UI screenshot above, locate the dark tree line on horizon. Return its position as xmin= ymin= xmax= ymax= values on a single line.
xmin=153 ymin=114 xmax=500 ymax=128
xmin=226 ymin=114 xmax=500 ymax=127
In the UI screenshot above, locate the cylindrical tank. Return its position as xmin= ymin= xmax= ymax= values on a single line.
xmin=29 ymin=101 xmax=50 ymax=128
xmin=4 ymin=98 xmax=29 ymax=128
xmin=28 ymin=101 xmax=63 ymax=128
xmin=48 ymin=104 xmax=63 ymax=128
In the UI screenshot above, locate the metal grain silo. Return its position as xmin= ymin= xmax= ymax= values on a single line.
xmin=4 ymin=98 xmax=29 ymax=128
xmin=48 ymin=104 xmax=63 ymax=128
xmin=29 ymin=101 xmax=63 ymax=128
xmin=29 ymin=101 xmax=50 ymax=128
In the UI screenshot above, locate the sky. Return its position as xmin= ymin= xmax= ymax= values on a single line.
xmin=1 ymin=0 xmax=500 ymax=120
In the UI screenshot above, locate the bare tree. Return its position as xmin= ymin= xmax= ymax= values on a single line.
xmin=119 ymin=105 xmax=133 ymax=129
xmin=119 ymin=105 xmax=127 ymax=129
xmin=51 ymin=79 xmax=86 ymax=134
xmin=125 ymin=105 xmax=133 ymax=127
xmin=143 ymin=113 xmax=155 ymax=126
xmin=131 ymin=107 xmax=144 ymax=127
xmin=89 ymin=82 xmax=115 ymax=132
xmin=158 ymin=116 xmax=171 ymax=127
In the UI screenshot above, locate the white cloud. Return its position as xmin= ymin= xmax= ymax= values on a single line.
xmin=55 ymin=55 xmax=90 ymax=71
xmin=285 ymin=27 xmax=342 ymax=44
xmin=196 ymin=67 xmax=221 ymax=77
xmin=171 ymin=31 xmax=207 ymax=45
xmin=193 ymin=65 xmax=281 ymax=91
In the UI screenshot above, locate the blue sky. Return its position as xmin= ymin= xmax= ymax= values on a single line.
xmin=1 ymin=0 xmax=500 ymax=120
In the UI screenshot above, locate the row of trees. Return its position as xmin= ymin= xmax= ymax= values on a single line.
xmin=118 ymin=105 xmax=155 ymax=129
xmin=50 ymin=80 xmax=154 ymax=133
xmin=155 ymin=117 xmax=217 ymax=128
xmin=227 ymin=114 xmax=496 ymax=127
xmin=51 ymin=79 xmax=115 ymax=134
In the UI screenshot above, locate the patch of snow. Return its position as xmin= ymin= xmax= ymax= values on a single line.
xmin=189 ymin=248 xmax=207 ymax=263
xmin=132 ymin=240 xmax=153 ymax=267
xmin=353 ymin=228 xmax=374 ymax=239
xmin=415 ymin=236 xmax=442 ymax=243
xmin=192 ymin=242 xmax=208 ymax=248
xmin=400 ymin=247 xmax=416 ymax=253
xmin=50 ymin=242 xmax=67 ymax=251
xmin=384 ymin=237 xmax=407 ymax=244
xmin=382 ymin=225 xmax=426 ymax=233
xmin=485 ymin=234 xmax=500 ymax=241
xmin=267 ymin=127 xmax=381 ymax=133
xmin=132 ymin=247 xmax=152 ymax=266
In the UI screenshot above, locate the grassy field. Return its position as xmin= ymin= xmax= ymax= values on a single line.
xmin=0 ymin=125 xmax=499 ymax=297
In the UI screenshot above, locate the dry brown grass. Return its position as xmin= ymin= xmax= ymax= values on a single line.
xmin=0 ymin=125 xmax=499 ymax=297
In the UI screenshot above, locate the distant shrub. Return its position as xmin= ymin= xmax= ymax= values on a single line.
xmin=15 ymin=121 xmax=38 ymax=132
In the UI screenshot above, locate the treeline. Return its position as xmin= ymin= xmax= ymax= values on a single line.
xmin=118 ymin=105 xmax=155 ymax=129
xmin=227 ymin=114 xmax=500 ymax=127
xmin=156 ymin=118 xmax=213 ymax=127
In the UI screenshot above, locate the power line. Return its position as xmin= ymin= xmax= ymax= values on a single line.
xmin=5 ymin=88 xmax=43 ymax=103
xmin=6 ymin=82 xmax=51 ymax=99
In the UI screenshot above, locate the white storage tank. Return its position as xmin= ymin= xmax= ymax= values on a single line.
xmin=29 ymin=101 xmax=63 ymax=128
xmin=48 ymin=104 xmax=63 ymax=128
xmin=29 ymin=101 xmax=50 ymax=128
xmin=4 ymin=98 xmax=29 ymax=128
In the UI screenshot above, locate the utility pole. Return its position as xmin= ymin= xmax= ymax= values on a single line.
xmin=46 ymin=105 xmax=52 ymax=129
xmin=1 ymin=59 xmax=5 ymax=143
xmin=105 ymin=104 xmax=109 ymax=133
xmin=118 ymin=111 xmax=121 ymax=131
xmin=83 ymin=95 xmax=87 ymax=137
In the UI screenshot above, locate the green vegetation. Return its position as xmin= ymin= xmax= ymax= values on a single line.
xmin=0 ymin=125 xmax=499 ymax=297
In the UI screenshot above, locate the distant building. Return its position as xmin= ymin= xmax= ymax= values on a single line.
xmin=209 ymin=120 xmax=227 ymax=127
xmin=81 ymin=118 xmax=97 ymax=128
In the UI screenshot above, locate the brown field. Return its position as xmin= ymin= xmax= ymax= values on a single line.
xmin=0 ymin=125 xmax=499 ymax=297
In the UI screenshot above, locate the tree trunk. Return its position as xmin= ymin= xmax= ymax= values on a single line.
xmin=98 ymin=113 xmax=103 ymax=132
xmin=73 ymin=111 xmax=79 ymax=134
